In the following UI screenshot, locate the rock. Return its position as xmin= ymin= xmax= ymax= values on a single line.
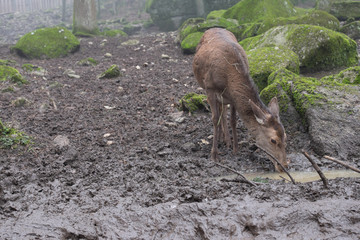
xmin=340 ymin=21 xmax=360 ymax=40
xmin=0 ymin=65 xmax=27 ymax=84
xmin=256 ymin=10 xmax=340 ymax=35
xmin=146 ymin=0 xmax=239 ymax=31
xmin=178 ymin=17 xmax=237 ymax=43
xmin=64 ymin=69 xmax=80 ymax=79
xmin=261 ymin=67 xmax=360 ymax=159
xmin=97 ymin=65 xmax=121 ymax=79
xmin=77 ymin=57 xmax=98 ymax=67
xmin=240 ymin=24 xmax=358 ymax=72
xmin=11 ymin=27 xmax=80 ymax=59
xmin=169 ymin=111 xmax=185 ymax=123
xmin=53 ymin=135 xmax=70 ymax=148
xmin=247 ymin=46 xmax=300 ymax=91
xmin=121 ymin=39 xmax=139 ymax=46
xmin=11 ymin=97 xmax=30 ymax=107
xmin=104 ymin=53 xmax=112 ymax=58
xmin=161 ymin=54 xmax=170 ymax=59
xmin=178 ymin=93 xmax=209 ymax=113
xmin=181 ymin=32 xmax=204 ymax=54
xmin=329 ymin=1 xmax=360 ymax=21
xmin=222 ymin=0 xmax=296 ymax=25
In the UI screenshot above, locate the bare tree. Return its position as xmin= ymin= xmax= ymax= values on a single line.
xmin=73 ymin=0 xmax=98 ymax=35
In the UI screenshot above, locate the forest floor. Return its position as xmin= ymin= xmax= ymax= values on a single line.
xmin=0 ymin=6 xmax=360 ymax=240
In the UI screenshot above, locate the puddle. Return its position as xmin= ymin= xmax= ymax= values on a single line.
xmin=217 ymin=170 xmax=360 ymax=183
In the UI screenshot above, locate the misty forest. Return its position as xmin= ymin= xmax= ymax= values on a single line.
xmin=0 ymin=0 xmax=359 ymax=239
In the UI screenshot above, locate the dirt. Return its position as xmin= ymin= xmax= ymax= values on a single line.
xmin=0 ymin=10 xmax=360 ymax=240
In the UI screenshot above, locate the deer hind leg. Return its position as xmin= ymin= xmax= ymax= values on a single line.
xmin=230 ymin=104 xmax=238 ymax=153
xmin=207 ymin=91 xmax=220 ymax=161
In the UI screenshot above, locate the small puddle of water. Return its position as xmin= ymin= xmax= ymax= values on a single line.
xmin=217 ymin=170 xmax=360 ymax=183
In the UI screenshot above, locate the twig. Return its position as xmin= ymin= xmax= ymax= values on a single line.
xmin=279 ymin=176 xmax=291 ymax=183
xmin=302 ymin=150 xmax=329 ymax=188
xmin=256 ymin=144 xmax=296 ymax=184
xmin=324 ymin=155 xmax=360 ymax=174
xmin=214 ymin=162 xmax=257 ymax=187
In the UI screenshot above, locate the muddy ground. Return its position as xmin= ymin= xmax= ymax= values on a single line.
xmin=0 ymin=15 xmax=360 ymax=240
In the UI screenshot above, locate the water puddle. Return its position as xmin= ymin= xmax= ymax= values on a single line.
xmin=217 ymin=170 xmax=360 ymax=183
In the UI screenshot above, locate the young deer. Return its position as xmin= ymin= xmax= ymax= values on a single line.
xmin=193 ymin=28 xmax=288 ymax=172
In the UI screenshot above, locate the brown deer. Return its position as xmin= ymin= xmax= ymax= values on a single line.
xmin=192 ymin=28 xmax=288 ymax=172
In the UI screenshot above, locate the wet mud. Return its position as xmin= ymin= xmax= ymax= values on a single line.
xmin=1 ymin=33 xmax=360 ymax=239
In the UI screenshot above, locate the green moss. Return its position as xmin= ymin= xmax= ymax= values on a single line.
xmin=181 ymin=32 xmax=204 ymax=54
xmin=178 ymin=17 xmax=237 ymax=43
xmin=257 ymin=10 xmax=340 ymax=34
xmin=0 ymin=65 xmax=27 ymax=85
xmin=223 ymin=0 xmax=296 ymax=24
xmin=0 ymin=59 xmax=16 ymax=66
xmin=101 ymin=29 xmax=128 ymax=37
xmin=240 ymin=24 xmax=358 ymax=72
xmin=265 ymin=69 xmax=325 ymax=117
xmin=321 ymin=66 xmax=360 ymax=85
xmin=0 ymin=119 xmax=33 ymax=149
xmin=206 ymin=10 xmax=226 ymax=20
xmin=247 ymin=46 xmax=300 ymax=91
xmin=77 ymin=57 xmax=98 ymax=66
xmin=178 ymin=93 xmax=208 ymax=113
xmin=12 ymin=27 xmax=80 ymax=59
xmin=98 ymin=65 xmax=121 ymax=79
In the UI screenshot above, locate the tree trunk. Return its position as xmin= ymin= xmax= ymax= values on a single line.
xmin=73 ymin=0 xmax=98 ymax=35
xmin=62 ymin=0 xmax=66 ymax=22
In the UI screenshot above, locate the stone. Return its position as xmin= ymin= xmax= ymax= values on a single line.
xmin=11 ymin=27 xmax=79 ymax=59
xmin=240 ymin=24 xmax=358 ymax=72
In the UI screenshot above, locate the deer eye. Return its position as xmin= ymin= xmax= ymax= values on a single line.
xmin=271 ymin=139 xmax=277 ymax=144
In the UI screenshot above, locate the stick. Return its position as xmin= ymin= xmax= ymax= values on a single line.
xmin=256 ymin=144 xmax=296 ymax=184
xmin=324 ymin=155 xmax=360 ymax=174
xmin=302 ymin=150 xmax=329 ymax=188
xmin=279 ymin=176 xmax=291 ymax=183
xmin=214 ymin=162 xmax=258 ymax=187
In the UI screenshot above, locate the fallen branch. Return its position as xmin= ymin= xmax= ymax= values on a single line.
xmin=256 ymin=144 xmax=296 ymax=184
xmin=214 ymin=162 xmax=258 ymax=187
xmin=302 ymin=150 xmax=329 ymax=188
xmin=324 ymin=155 xmax=360 ymax=174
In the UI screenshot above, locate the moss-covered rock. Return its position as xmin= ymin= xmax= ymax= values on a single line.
xmin=340 ymin=21 xmax=360 ymax=40
xmin=146 ymin=0 xmax=239 ymax=31
xmin=240 ymin=24 xmax=358 ymax=72
xmin=247 ymin=46 xmax=300 ymax=91
xmin=181 ymin=32 xmax=204 ymax=54
xmin=102 ymin=29 xmax=128 ymax=37
xmin=178 ymin=93 xmax=209 ymax=113
xmin=262 ymin=67 xmax=360 ymax=159
xmin=178 ymin=17 xmax=237 ymax=43
xmin=257 ymin=10 xmax=340 ymax=34
xmin=77 ymin=57 xmax=98 ymax=67
xmin=329 ymin=1 xmax=360 ymax=21
xmin=98 ymin=65 xmax=121 ymax=79
xmin=206 ymin=9 xmax=226 ymax=20
xmin=321 ymin=66 xmax=360 ymax=84
xmin=12 ymin=27 xmax=80 ymax=59
xmin=0 ymin=65 xmax=27 ymax=84
xmin=223 ymin=0 xmax=297 ymax=24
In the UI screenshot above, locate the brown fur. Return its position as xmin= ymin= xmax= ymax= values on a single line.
xmin=193 ymin=28 xmax=288 ymax=172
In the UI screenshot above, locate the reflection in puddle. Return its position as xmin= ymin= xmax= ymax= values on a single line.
xmin=217 ymin=170 xmax=360 ymax=183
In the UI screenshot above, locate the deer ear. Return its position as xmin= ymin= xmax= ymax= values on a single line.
xmin=268 ymin=97 xmax=280 ymax=120
xmin=249 ymin=99 xmax=268 ymax=125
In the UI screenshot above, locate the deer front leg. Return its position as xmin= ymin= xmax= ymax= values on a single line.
xmin=207 ymin=91 xmax=220 ymax=161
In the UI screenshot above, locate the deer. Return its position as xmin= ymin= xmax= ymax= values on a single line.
xmin=192 ymin=28 xmax=288 ymax=172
